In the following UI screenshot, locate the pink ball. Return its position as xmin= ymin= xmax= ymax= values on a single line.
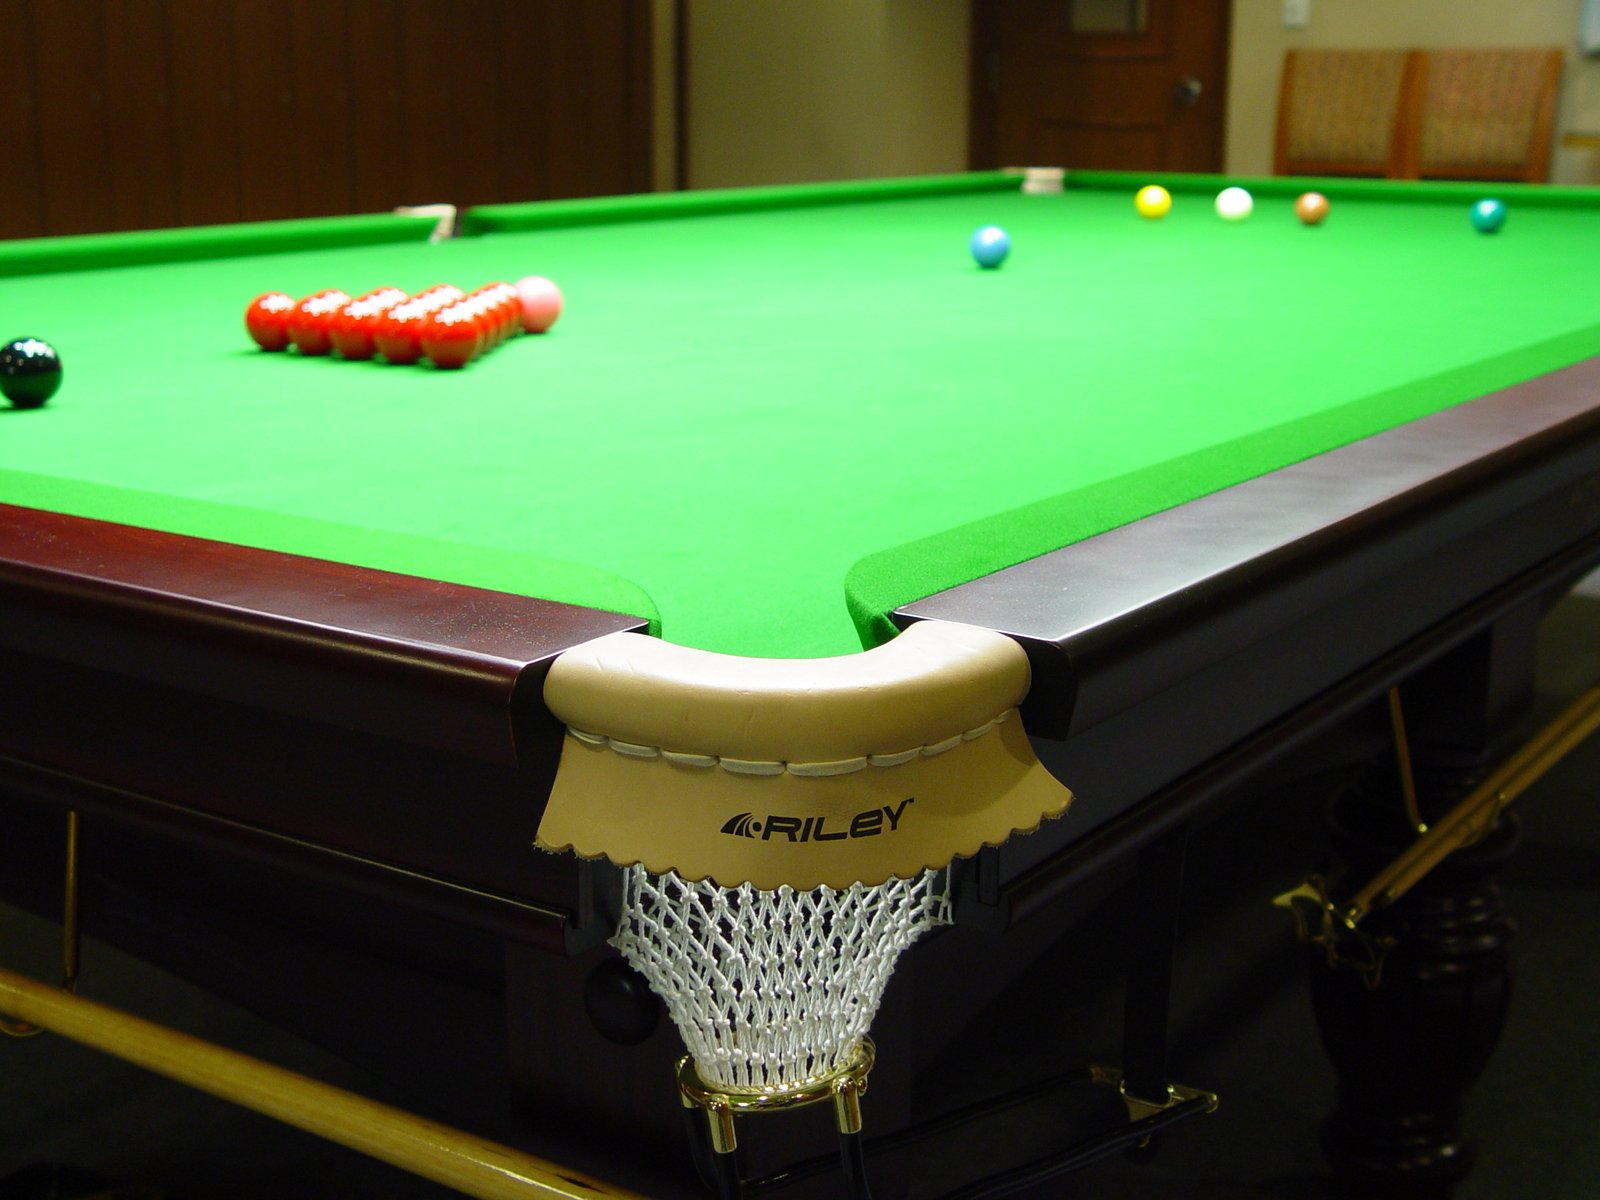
xmin=515 ymin=276 xmax=563 ymax=334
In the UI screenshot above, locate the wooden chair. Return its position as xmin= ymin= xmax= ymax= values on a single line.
xmin=1403 ymin=48 xmax=1565 ymax=182
xmin=1274 ymin=49 xmax=1418 ymax=177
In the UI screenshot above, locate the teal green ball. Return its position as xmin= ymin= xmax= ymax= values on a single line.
xmin=1470 ymin=198 xmax=1507 ymax=234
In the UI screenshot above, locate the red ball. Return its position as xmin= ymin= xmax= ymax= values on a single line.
xmin=420 ymin=305 xmax=480 ymax=369
xmin=414 ymin=284 xmax=465 ymax=310
xmin=245 ymin=292 xmax=296 ymax=351
xmin=287 ymin=290 xmax=351 ymax=356
xmin=493 ymin=284 xmax=521 ymax=341
xmin=373 ymin=302 xmax=429 ymax=365
xmin=459 ymin=289 xmax=492 ymax=354
xmin=476 ymin=296 xmax=501 ymax=352
xmin=514 ymin=276 xmax=563 ymax=334
xmin=330 ymin=288 xmax=406 ymax=359
xmin=472 ymin=283 xmax=517 ymax=346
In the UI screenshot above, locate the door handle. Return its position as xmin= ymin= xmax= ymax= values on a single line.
xmin=1173 ymin=76 xmax=1203 ymax=107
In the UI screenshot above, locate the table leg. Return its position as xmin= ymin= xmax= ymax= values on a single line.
xmin=1121 ymin=825 xmax=1191 ymax=1111
xmin=1311 ymin=786 xmax=1517 ymax=1194
xmin=1308 ymin=612 xmax=1535 ymax=1195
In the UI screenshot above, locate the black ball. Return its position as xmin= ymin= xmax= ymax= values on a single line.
xmin=0 ymin=337 xmax=62 ymax=409
xmin=583 ymin=956 xmax=661 ymax=1045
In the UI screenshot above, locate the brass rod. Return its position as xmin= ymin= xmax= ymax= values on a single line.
xmin=1348 ymin=685 xmax=1600 ymax=921
xmin=1386 ymin=688 xmax=1425 ymax=833
xmin=62 ymin=810 xmax=80 ymax=992
xmin=2 ymin=809 xmax=81 ymax=1038
xmin=0 ymin=967 xmax=646 ymax=1200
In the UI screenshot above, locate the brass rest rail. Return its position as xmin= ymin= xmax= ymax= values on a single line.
xmin=0 ymin=966 xmax=643 ymax=1199
xmin=1277 ymin=685 xmax=1600 ymax=978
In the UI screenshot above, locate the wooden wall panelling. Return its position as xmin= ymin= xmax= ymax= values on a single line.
xmin=538 ymin=0 xmax=599 ymax=200
xmin=166 ymin=0 xmax=242 ymax=228
xmin=345 ymin=0 xmax=409 ymax=216
xmin=445 ymin=2 xmax=505 ymax=209
xmin=622 ymin=0 xmax=655 ymax=196
xmin=32 ymin=0 xmax=114 ymax=235
xmin=967 ymin=0 xmax=1000 ymax=171
xmin=494 ymin=1 xmax=552 ymax=205
xmin=1 ymin=0 xmax=654 ymax=239
xmin=399 ymin=0 xmax=460 ymax=206
xmin=234 ymin=0 xmax=304 ymax=222
xmin=104 ymin=0 xmax=180 ymax=233
xmin=288 ymin=0 xmax=357 ymax=218
xmin=540 ymin=0 xmax=652 ymax=199
xmin=0 ymin=0 xmax=45 ymax=238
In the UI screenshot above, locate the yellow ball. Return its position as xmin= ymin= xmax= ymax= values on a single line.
xmin=1135 ymin=185 xmax=1172 ymax=220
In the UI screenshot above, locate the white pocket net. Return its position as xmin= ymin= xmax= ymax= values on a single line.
xmin=609 ymin=863 xmax=952 ymax=1093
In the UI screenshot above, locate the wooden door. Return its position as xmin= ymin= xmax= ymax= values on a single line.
xmin=971 ymin=0 xmax=1232 ymax=173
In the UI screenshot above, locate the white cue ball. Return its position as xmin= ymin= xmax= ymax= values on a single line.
xmin=1214 ymin=186 xmax=1253 ymax=221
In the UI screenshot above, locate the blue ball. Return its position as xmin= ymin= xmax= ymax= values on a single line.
xmin=1470 ymin=198 xmax=1507 ymax=234
xmin=970 ymin=225 xmax=1011 ymax=269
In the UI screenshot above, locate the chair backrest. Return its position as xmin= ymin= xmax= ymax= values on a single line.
xmin=1405 ymin=48 xmax=1564 ymax=182
xmin=1274 ymin=49 xmax=1417 ymax=177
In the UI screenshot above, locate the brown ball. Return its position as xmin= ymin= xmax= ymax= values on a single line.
xmin=1294 ymin=192 xmax=1330 ymax=226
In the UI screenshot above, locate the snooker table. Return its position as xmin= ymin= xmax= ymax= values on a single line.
xmin=3 ymin=170 xmax=1600 ymax=1196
